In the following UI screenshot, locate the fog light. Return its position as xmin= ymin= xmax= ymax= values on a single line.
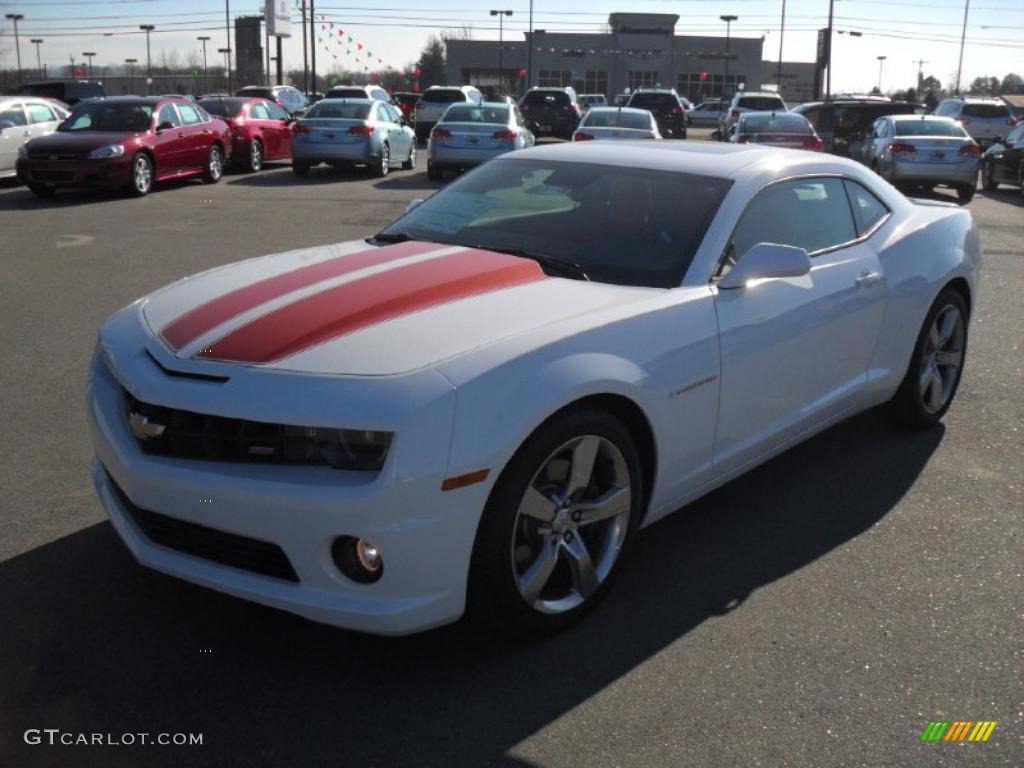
xmin=332 ymin=536 xmax=383 ymax=583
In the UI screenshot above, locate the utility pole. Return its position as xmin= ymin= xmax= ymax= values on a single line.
xmin=198 ymin=36 xmax=211 ymax=94
xmin=876 ymin=55 xmax=887 ymax=94
xmin=490 ymin=10 xmax=513 ymax=96
xmin=527 ymin=0 xmax=533 ymax=93
xmin=224 ymin=0 xmax=232 ymax=92
xmin=309 ymin=0 xmax=316 ymax=96
xmin=30 ymin=38 xmax=44 ymax=80
xmin=301 ymin=0 xmax=308 ymax=94
xmin=5 ymin=13 xmax=24 ymax=84
xmin=913 ymin=58 xmax=928 ymax=92
xmin=125 ymin=58 xmax=137 ymax=93
xmin=776 ymin=0 xmax=786 ymax=94
xmin=720 ymin=15 xmax=737 ymax=100
xmin=955 ymin=0 xmax=970 ymax=95
xmin=139 ymin=25 xmax=155 ymax=94
xmin=825 ymin=0 xmax=834 ymax=101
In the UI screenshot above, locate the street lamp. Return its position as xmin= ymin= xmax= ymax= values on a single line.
xmin=720 ymin=15 xmax=738 ymax=100
xmin=876 ymin=55 xmax=887 ymax=94
xmin=125 ymin=58 xmax=138 ymax=94
xmin=82 ymin=52 xmax=96 ymax=81
xmin=489 ymin=10 xmax=513 ymax=96
xmin=218 ymin=48 xmax=232 ymax=88
xmin=5 ymin=13 xmax=24 ymax=84
xmin=30 ymin=38 xmax=44 ymax=80
xmin=139 ymin=24 xmax=155 ymax=95
xmin=197 ymin=35 xmax=211 ymax=94
xmin=776 ymin=0 xmax=786 ymax=95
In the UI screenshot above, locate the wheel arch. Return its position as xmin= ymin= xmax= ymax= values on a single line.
xmin=943 ymin=276 xmax=972 ymax=319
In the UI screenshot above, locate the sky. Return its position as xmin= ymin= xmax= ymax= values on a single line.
xmin=1 ymin=0 xmax=1022 ymax=94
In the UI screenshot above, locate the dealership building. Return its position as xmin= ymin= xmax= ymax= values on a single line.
xmin=446 ymin=12 xmax=817 ymax=104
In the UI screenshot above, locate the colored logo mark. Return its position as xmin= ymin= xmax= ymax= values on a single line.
xmin=921 ymin=721 xmax=997 ymax=742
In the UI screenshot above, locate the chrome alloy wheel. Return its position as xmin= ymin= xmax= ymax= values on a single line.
xmin=134 ymin=155 xmax=152 ymax=193
xmin=249 ymin=140 xmax=262 ymax=171
xmin=511 ymin=435 xmax=632 ymax=614
xmin=208 ymin=147 xmax=223 ymax=180
xmin=919 ymin=303 xmax=965 ymax=414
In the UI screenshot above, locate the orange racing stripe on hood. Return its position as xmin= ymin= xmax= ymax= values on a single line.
xmin=160 ymin=239 xmax=444 ymax=351
xmin=197 ymin=249 xmax=546 ymax=364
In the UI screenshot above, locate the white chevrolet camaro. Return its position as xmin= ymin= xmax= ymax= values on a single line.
xmin=88 ymin=142 xmax=981 ymax=636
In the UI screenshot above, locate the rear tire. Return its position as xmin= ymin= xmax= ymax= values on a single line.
xmin=956 ymin=184 xmax=975 ymax=204
xmin=292 ymin=161 xmax=311 ymax=177
xmin=980 ymin=160 xmax=997 ymax=190
xmin=202 ymin=145 xmax=224 ymax=183
xmin=427 ymin=162 xmax=442 ymax=182
xmin=882 ymin=288 xmax=968 ymax=429
xmin=374 ymin=142 xmax=390 ymax=178
xmin=468 ymin=408 xmax=644 ymax=636
xmin=401 ymin=144 xmax=416 ymax=171
xmin=246 ymin=140 xmax=263 ymax=173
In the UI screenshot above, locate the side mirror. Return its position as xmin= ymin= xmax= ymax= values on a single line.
xmin=156 ymin=120 xmax=175 ymax=132
xmin=404 ymin=199 xmax=424 ymax=215
xmin=718 ymin=243 xmax=811 ymax=290
xmin=0 ymin=120 xmax=14 ymax=132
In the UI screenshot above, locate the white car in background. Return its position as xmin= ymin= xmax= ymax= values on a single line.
xmin=88 ymin=143 xmax=980 ymax=636
xmin=0 ymin=97 xmax=69 ymax=177
xmin=572 ymin=107 xmax=661 ymax=141
xmin=933 ymin=97 xmax=1019 ymax=148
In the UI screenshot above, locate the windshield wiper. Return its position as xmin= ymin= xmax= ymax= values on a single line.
xmin=477 ymin=246 xmax=590 ymax=282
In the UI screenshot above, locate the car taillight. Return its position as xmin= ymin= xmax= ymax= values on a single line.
xmin=431 ymin=127 xmax=451 ymax=139
xmin=672 ymin=106 xmax=684 ymax=115
xmin=347 ymin=124 xmax=374 ymax=136
xmin=959 ymin=143 xmax=981 ymax=157
xmin=573 ymin=132 xmax=595 ymax=141
xmin=292 ymin=123 xmax=309 ymax=134
xmin=890 ymin=142 xmax=917 ymax=156
xmin=801 ymin=136 xmax=824 ymax=151
xmin=491 ymin=129 xmax=518 ymax=142
xmin=1009 ymin=116 xmax=1020 ymax=125
xmin=520 ymin=104 xmax=529 ymax=111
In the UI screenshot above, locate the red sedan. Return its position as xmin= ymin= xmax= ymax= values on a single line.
xmin=16 ymin=96 xmax=232 ymax=197
xmin=196 ymin=96 xmax=293 ymax=172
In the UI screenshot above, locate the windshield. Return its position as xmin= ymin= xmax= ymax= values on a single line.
xmin=379 ymin=159 xmax=731 ymax=289
xmin=305 ymin=102 xmax=371 ymax=119
xmin=894 ymin=119 xmax=967 ymax=137
xmin=60 ymin=103 xmax=153 ymax=132
xmin=583 ymin=110 xmax=652 ymax=130
xmin=741 ymin=114 xmax=812 ymax=133
xmin=422 ymin=90 xmax=466 ymax=104
xmin=198 ymin=99 xmax=245 ymax=118
xmin=442 ymin=105 xmax=510 ymax=124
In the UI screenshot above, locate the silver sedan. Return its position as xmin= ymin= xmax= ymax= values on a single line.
xmin=291 ymin=98 xmax=415 ymax=177
xmin=0 ymin=97 xmax=68 ymax=178
xmin=860 ymin=115 xmax=980 ymax=203
xmin=427 ymin=102 xmax=534 ymax=181
xmin=571 ymin=107 xmax=661 ymax=141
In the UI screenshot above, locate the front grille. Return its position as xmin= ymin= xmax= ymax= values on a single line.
xmin=107 ymin=471 xmax=299 ymax=582
xmin=30 ymin=169 xmax=76 ymax=182
xmin=124 ymin=390 xmax=329 ymax=466
xmin=29 ymin=152 xmax=81 ymax=161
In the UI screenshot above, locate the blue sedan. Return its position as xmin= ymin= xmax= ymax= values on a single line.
xmin=291 ymin=98 xmax=416 ymax=177
xmin=427 ymin=102 xmax=535 ymax=181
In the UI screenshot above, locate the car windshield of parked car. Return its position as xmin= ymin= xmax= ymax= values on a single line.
xmin=962 ymin=103 xmax=1009 ymax=119
xmin=380 ymin=159 xmax=731 ymax=289
xmin=738 ymin=96 xmax=785 ymax=111
xmin=893 ymin=119 xmax=967 ymax=137
xmin=199 ymin=99 xmax=245 ymax=118
xmin=628 ymin=94 xmax=677 ymax=110
xmin=742 ymin=114 xmax=812 ymax=133
xmin=583 ymin=110 xmax=652 ymax=129
xmin=59 ymin=103 xmax=154 ymax=132
xmin=305 ymin=102 xmax=372 ymax=119
xmin=522 ymin=91 xmax=570 ymax=107
xmin=422 ymin=89 xmax=467 ymax=104
xmin=442 ymin=105 xmax=510 ymax=124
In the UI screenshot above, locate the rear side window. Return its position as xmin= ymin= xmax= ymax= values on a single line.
xmin=422 ymin=89 xmax=466 ymax=104
xmin=893 ymin=119 xmax=966 ymax=137
xmin=729 ymin=178 xmax=856 ymax=259
xmin=962 ymin=103 xmax=1009 ymax=119
xmin=739 ymin=96 xmax=784 ymax=111
xmin=522 ymin=91 xmax=569 ymax=107
xmin=843 ymin=180 xmax=889 ymax=235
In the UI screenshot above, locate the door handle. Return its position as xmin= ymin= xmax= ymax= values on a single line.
xmin=177 ymin=131 xmax=184 ymax=138
xmin=855 ymin=271 xmax=882 ymax=288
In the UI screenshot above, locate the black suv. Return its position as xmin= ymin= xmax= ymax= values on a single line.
xmin=626 ymin=89 xmax=687 ymax=138
xmin=790 ymin=100 xmax=923 ymax=157
xmin=519 ymin=88 xmax=581 ymax=140
xmin=17 ymin=80 xmax=105 ymax=106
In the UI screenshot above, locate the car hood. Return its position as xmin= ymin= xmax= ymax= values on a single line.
xmin=141 ymin=239 xmax=655 ymax=376
xmin=26 ymin=131 xmax=139 ymax=153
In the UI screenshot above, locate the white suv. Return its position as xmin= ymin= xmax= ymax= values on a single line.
xmin=414 ymin=86 xmax=483 ymax=142
xmin=324 ymin=84 xmax=390 ymax=103
xmin=719 ymin=91 xmax=788 ymax=137
xmin=933 ymin=97 xmax=1017 ymax=147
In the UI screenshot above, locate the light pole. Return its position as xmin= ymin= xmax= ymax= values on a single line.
xmin=30 ymin=38 xmax=44 ymax=79
xmin=489 ymin=10 xmax=514 ymax=95
xmin=527 ymin=0 xmax=533 ymax=93
xmin=825 ymin=0 xmax=834 ymax=101
xmin=139 ymin=24 xmax=155 ymax=94
xmin=776 ymin=0 xmax=786 ymax=95
xmin=82 ymin=52 xmax=96 ymax=81
xmin=5 ymin=13 xmax=24 ymax=84
xmin=955 ymin=0 xmax=970 ymax=95
xmin=197 ymin=36 xmax=211 ymax=94
xmin=225 ymin=0 xmax=232 ymax=93
xmin=125 ymin=58 xmax=137 ymax=93
xmin=218 ymin=48 xmax=231 ymax=89
xmin=876 ymin=55 xmax=887 ymax=94
xmin=720 ymin=15 xmax=737 ymax=100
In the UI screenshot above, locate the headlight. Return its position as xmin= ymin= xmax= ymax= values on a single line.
xmin=281 ymin=426 xmax=393 ymax=471
xmin=17 ymin=144 xmax=28 ymax=159
xmin=87 ymin=144 xmax=126 ymax=160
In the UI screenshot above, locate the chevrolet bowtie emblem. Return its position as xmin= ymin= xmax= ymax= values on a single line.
xmin=129 ymin=411 xmax=167 ymax=441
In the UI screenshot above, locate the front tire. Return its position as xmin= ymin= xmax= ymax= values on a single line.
xmin=202 ymin=145 xmax=224 ymax=183
xmin=882 ymin=288 xmax=968 ymax=428
xmin=128 ymin=153 xmax=153 ymax=196
xmin=468 ymin=408 xmax=644 ymax=636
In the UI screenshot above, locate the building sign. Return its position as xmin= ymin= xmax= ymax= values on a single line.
xmin=618 ymin=26 xmax=672 ymax=36
xmin=266 ymin=0 xmax=291 ymax=38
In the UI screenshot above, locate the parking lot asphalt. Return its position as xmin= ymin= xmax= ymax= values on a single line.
xmin=0 ymin=153 xmax=1021 ymax=767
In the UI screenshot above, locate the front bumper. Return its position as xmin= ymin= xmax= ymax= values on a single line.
xmin=86 ymin=307 xmax=489 ymax=636
xmin=887 ymin=157 xmax=979 ymax=186
xmin=16 ymin=157 xmax=132 ymax=189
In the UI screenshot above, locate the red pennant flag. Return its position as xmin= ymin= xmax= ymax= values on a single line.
xmin=357 ymin=43 xmax=363 ymax=51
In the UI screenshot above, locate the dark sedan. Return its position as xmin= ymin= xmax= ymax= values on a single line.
xmin=979 ymin=121 xmax=1024 ymax=194
xmin=16 ymin=96 xmax=232 ymax=197
xmin=728 ymin=112 xmax=823 ymax=151
xmin=198 ymin=96 xmax=293 ymax=172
